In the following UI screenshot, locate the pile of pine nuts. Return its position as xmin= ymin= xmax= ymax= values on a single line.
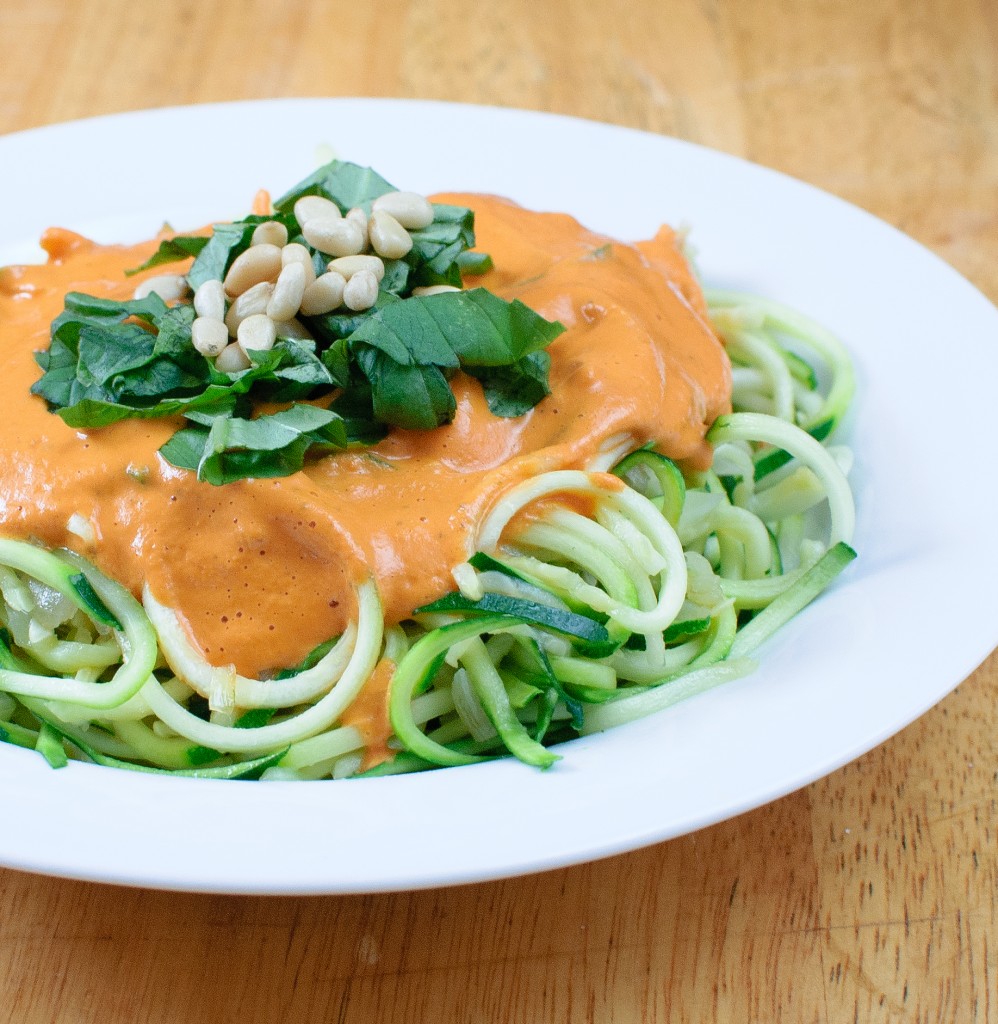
xmin=133 ymin=190 xmax=459 ymax=373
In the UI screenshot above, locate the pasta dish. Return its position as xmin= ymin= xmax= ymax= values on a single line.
xmin=0 ymin=161 xmax=856 ymax=780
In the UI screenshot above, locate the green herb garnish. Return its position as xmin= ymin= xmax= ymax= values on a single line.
xmin=31 ymin=160 xmax=563 ymax=484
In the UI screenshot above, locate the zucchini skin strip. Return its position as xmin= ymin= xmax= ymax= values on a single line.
xmin=460 ymin=638 xmax=558 ymax=769
xmin=612 ymin=450 xmax=686 ymax=528
xmin=582 ymin=659 xmax=755 ymax=734
xmin=415 ymin=591 xmax=617 ymax=657
xmin=729 ymin=543 xmax=857 ymax=659
xmin=28 ymin=708 xmax=290 ymax=779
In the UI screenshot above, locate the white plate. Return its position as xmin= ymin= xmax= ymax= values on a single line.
xmin=1 ymin=99 xmax=996 ymax=894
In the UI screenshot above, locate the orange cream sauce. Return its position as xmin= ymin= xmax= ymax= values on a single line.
xmin=0 ymin=195 xmax=730 ymax=678
xmin=340 ymin=657 xmax=396 ymax=771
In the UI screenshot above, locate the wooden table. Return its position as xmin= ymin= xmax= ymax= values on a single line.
xmin=1 ymin=2 xmax=996 ymax=1020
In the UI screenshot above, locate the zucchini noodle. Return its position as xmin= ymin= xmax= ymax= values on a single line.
xmin=0 ymin=291 xmax=856 ymax=779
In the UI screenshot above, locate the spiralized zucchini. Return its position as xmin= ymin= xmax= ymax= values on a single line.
xmin=0 ymin=291 xmax=856 ymax=779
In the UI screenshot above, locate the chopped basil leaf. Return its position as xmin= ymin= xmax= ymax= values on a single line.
xmin=273 ymin=161 xmax=395 ymax=214
xmin=273 ymin=636 xmax=341 ymax=680
xmin=466 ymin=350 xmax=552 ymax=418
xmin=405 ymin=204 xmax=476 ymax=288
xmin=348 ymin=289 xmax=564 ymax=428
xmin=125 ymin=235 xmax=209 ymax=276
xmin=304 ymin=290 xmax=402 ymax=347
xmin=159 ymin=404 xmax=347 ymax=484
xmin=456 ymin=250 xmax=494 ymax=275
xmin=187 ymin=214 xmax=297 ymax=290
xmin=355 ymin=351 xmax=457 ymax=430
xmin=32 ymin=292 xmax=210 ymax=421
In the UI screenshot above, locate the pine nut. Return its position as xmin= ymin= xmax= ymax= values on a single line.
xmin=267 ymin=262 xmax=308 ymax=321
xmin=369 ymin=210 xmax=413 ymax=259
xmin=302 ymin=217 xmax=366 ymax=258
xmin=223 ymin=243 xmax=282 ymax=297
xmin=345 ymin=207 xmax=369 ymax=248
xmin=237 ymin=313 xmax=278 ymax=355
xmin=299 ymin=272 xmax=346 ymax=316
xmin=191 ymin=316 xmax=229 ymax=357
xmin=281 ymin=243 xmax=317 ymax=286
xmin=412 ymin=285 xmax=462 ymax=297
xmin=215 ymin=343 xmax=252 ymax=373
xmin=193 ymin=278 xmax=226 ymax=321
xmin=273 ymin=318 xmax=314 ymax=341
xmin=251 ymin=220 xmax=289 ymax=248
xmin=343 ymin=269 xmax=379 ymax=311
xmin=294 ymin=195 xmax=341 ymax=226
xmin=133 ymin=273 xmax=189 ymax=302
xmin=225 ymin=281 xmax=274 ymax=335
xmin=373 ymin=191 xmax=434 ymax=230
xmin=327 ymin=255 xmax=386 ymax=281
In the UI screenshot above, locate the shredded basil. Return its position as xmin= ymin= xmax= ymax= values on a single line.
xmin=124 ymin=235 xmax=210 ymax=277
xmin=31 ymin=160 xmax=564 ymax=484
xmin=160 ymin=404 xmax=348 ymax=485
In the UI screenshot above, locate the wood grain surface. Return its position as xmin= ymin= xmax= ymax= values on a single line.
xmin=1 ymin=1 xmax=996 ymax=1021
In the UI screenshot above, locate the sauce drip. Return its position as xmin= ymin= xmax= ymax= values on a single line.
xmin=0 ymin=195 xmax=730 ymax=677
